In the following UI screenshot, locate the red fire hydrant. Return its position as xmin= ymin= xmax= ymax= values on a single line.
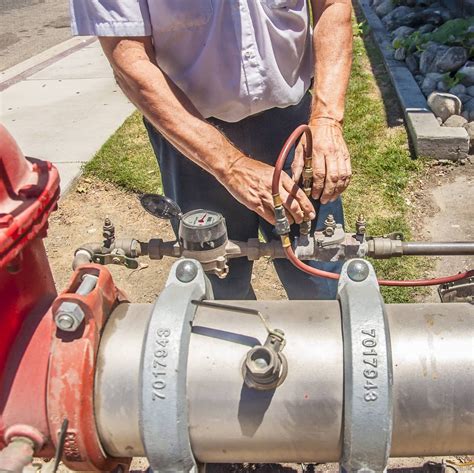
xmin=0 ymin=124 xmax=59 ymax=460
xmin=0 ymin=125 xmax=128 ymax=472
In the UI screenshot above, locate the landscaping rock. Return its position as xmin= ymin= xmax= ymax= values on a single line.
xmin=457 ymin=93 xmax=472 ymax=105
xmin=419 ymin=43 xmax=447 ymax=74
xmin=443 ymin=114 xmax=468 ymax=127
xmin=463 ymin=98 xmax=474 ymax=120
xmin=415 ymin=74 xmax=425 ymax=86
xmin=382 ymin=6 xmax=421 ymax=31
xmin=433 ymin=46 xmax=468 ymax=73
xmin=466 ymin=86 xmax=474 ymax=97
xmin=422 ymin=73 xmax=444 ymax=96
xmin=394 ymin=47 xmax=406 ymax=61
xmin=391 ymin=25 xmax=415 ymax=40
xmin=437 ymin=116 xmax=443 ymax=125
xmin=405 ymin=54 xmax=419 ymax=73
xmin=427 ymin=92 xmax=462 ymax=121
xmin=458 ymin=62 xmax=474 ymax=86
xmin=418 ymin=23 xmax=436 ymax=34
xmin=421 ymin=6 xmax=452 ymax=23
xmin=437 ymin=80 xmax=449 ymax=92
xmin=463 ymin=121 xmax=474 ymax=153
xmin=449 ymin=84 xmax=467 ymax=96
xmin=375 ymin=0 xmax=394 ymax=17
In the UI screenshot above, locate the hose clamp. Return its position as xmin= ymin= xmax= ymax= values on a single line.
xmin=140 ymin=259 xmax=212 ymax=472
xmin=337 ymin=259 xmax=393 ymax=473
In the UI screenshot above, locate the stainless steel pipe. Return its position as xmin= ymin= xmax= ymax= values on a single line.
xmin=401 ymin=241 xmax=474 ymax=255
xmin=95 ymin=301 xmax=474 ymax=463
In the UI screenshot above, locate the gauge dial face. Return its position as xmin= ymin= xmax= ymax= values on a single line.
xmin=182 ymin=210 xmax=222 ymax=229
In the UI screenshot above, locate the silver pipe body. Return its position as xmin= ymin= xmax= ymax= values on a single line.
xmin=95 ymin=301 xmax=474 ymax=462
xmin=401 ymin=241 xmax=474 ymax=255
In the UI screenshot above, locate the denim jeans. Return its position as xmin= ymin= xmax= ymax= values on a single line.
xmin=144 ymin=93 xmax=344 ymax=300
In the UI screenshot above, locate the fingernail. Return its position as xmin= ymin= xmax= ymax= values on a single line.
xmin=309 ymin=212 xmax=316 ymax=219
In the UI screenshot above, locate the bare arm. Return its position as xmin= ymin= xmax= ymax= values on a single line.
xmin=99 ymin=37 xmax=314 ymax=224
xmin=293 ymin=2 xmax=353 ymax=205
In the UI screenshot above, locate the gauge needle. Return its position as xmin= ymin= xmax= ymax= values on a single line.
xmin=198 ymin=213 xmax=207 ymax=224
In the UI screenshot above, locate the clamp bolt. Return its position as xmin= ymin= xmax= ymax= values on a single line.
xmin=56 ymin=313 xmax=75 ymax=330
xmin=324 ymin=214 xmax=337 ymax=237
xmin=176 ymin=260 xmax=198 ymax=283
xmin=54 ymin=274 xmax=98 ymax=332
xmin=356 ymin=214 xmax=367 ymax=235
xmin=347 ymin=260 xmax=370 ymax=282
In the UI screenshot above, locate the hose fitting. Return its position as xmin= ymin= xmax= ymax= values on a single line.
xmin=302 ymin=156 xmax=313 ymax=198
xmin=273 ymin=194 xmax=291 ymax=247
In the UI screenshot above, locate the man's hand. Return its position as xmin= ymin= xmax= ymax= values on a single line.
xmin=292 ymin=120 xmax=351 ymax=204
xmin=222 ymin=156 xmax=316 ymax=225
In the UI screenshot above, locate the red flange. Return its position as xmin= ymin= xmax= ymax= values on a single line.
xmin=47 ymin=264 xmax=130 ymax=471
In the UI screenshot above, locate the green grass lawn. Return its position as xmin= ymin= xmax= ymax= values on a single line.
xmin=83 ymin=20 xmax=430 ymax=303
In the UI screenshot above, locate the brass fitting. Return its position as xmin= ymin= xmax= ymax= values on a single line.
xmin=300 ymin=219 xmax=311 ymax=236
xmin=273 ymin=194 xmax=291 ymax=244
xmin=302 ymin=156 xmax=313 ymax=198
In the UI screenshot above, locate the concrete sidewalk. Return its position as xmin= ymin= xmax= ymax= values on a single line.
xmin=0 ymin=36 xmax=135 ymax=194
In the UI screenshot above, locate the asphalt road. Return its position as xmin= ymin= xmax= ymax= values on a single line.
xmin=0 ymin=0 xmax=71 ymax=71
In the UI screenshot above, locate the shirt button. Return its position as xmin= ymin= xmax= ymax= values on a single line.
xmin=250 ymin=60 xmax=258 ymax=67
xmin=245 ymin=51 xmax=251 ymax=59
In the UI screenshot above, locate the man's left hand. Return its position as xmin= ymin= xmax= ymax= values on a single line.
xmin=292 ymin=121 xmax=351 ymax=204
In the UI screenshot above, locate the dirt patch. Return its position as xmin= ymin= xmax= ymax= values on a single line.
xmin=406 ymin=160 xmax=474 ymax=301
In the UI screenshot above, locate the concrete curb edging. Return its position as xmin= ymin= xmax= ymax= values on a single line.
xmin=357 ymin=0 xmax=469 ymax=160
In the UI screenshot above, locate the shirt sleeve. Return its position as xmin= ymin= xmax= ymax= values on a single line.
xmin=70 ymin=0 xmax=152 ymax=36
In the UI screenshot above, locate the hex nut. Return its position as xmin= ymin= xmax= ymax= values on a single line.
xmin=55 ymin=302 xmax=85 ymax=332
xmin=245 ymin=347 xmax=277 ymax=378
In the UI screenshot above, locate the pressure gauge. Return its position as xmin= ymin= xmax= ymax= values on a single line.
xmin=179 ymin=209 xmax=228 ymax=251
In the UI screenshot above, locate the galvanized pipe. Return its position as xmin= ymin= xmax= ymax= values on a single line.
xmin=401 ymin=241 xmax=474 ymax=255
xmin=95 ymin=301 xmax=474 ymax=463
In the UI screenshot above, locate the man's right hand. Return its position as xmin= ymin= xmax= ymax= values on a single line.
xmin=221 ymin=156 xmax=316 ymax=225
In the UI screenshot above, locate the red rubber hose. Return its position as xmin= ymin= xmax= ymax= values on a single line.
xmin=274 ymin=127 xmax=474 ymax=287
xmin=272 ymin=124 xmax=313 ymax=196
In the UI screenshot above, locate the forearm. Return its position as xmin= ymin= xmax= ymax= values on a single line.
xmin=99 ymin=37 xmax=240 ymax=182
xmin=310 ymin=3 xmax=353 ymax=124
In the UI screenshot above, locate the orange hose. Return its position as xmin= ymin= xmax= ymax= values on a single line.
xmin=275 ymin=127 xmax=474 ymax=287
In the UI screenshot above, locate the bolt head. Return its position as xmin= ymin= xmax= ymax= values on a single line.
xmin=176 ymin=260 xmax=198 ymax=283
xmin=347 ymin=260 xmax=370 ymax=282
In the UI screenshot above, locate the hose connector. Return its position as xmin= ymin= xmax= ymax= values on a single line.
xmin=273 ymin=194 xmax=291 ymax=248
xmin=302 ymin=156 xmax=313 ymax=198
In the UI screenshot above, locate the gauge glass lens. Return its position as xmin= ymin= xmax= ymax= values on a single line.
xmin=182 ymin=210 xmax=221 ymax=228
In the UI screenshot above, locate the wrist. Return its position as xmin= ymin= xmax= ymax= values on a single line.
xmin=214 ymin=150 xmax=246 ymax=184
xmin=309 ymin=116 xmax=343 ymax=130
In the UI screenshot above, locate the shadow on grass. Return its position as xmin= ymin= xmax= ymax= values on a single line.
xmin=353 ymin=4 xmax=408 ymax=131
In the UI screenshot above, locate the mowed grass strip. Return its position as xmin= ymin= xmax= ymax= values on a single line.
xmin=84 ymin=19 xmax=430 ymax=302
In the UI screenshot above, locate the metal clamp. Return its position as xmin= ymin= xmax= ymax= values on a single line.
xmin=337 ymin=259 xmax=393 ymax=473
xmin=140 ymin=259 xmax=212 ymax=472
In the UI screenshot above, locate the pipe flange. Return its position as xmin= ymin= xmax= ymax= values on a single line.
xmin=337 ymin=259 xmax=393 ymax=473
xmin=140 ymin=259 xmax=212 ymax=472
